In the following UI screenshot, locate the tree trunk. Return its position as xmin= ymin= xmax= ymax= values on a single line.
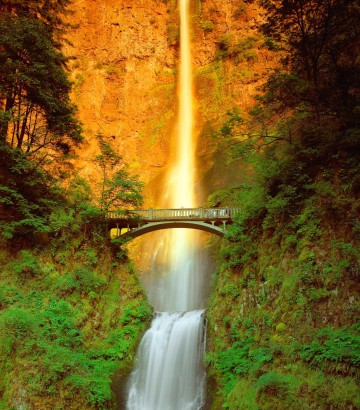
xmin=0 ymin=96 xmax=14 ymax=142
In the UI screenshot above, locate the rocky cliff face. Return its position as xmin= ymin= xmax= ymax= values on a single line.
xmin=64 ymin=0 xmax=176 ymax=186
xmin=64 ymin=0 xmax=276 ymax=202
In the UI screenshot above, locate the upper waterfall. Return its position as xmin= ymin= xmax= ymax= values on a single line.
xmin=170 ymin=0 xmax=196 ymax=209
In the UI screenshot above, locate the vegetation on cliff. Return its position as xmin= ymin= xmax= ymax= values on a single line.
xmin=0 ymin=2 xmax=148 ymax=408
xmin=206 ymin=0 xmax=360 ymax=408
xmin=0 ymin=227 xmax=151 ymax=409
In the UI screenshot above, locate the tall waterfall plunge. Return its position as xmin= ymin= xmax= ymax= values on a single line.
xmin=125 ymin=1 xmax=207 ymax=409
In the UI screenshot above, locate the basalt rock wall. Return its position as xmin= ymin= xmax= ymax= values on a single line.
xmin=64 ymin=0 xmax=276 ymax=203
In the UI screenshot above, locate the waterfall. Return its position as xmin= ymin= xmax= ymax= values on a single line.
xmin=126 ymin=311 xmax=206 ymax=410
xmin=126 ymin=1 xmax=207 ymax=409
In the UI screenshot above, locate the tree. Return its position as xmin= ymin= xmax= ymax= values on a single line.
xmin=95 ymin=134 xmax=143 ymax=212
xmin=0 ymin=0 xmax=74 ymax=35
xmin=0 ymin=142 xmax=66 ymax=240
xmin=0 ymin=0 xmax=83 ymax=240
xmin=260 ymin=0 xmax=360 ymax=122
xmin=0 ymin=16 xmax=82 ymax=161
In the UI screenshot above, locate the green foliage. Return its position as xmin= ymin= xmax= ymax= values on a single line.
xmin=0 ymin=142 xmax=63 ymax=240
xmin=0 ymin=243 xmax=151 ymax=409
xmin=48 ymin=208 xmax=77 ymax=235
xmin=260 ymin=0 xmax=360 ymax=118
xmin=0 ymin=3 xmax=103 ymax=249
xmin=275 ymin=322 xmax=286 ymax=333
xmin=120 ymin=300 xmax=153 ymax=326
xmin=0 ymin=15 xmax=82 ymax=155
xmin=95 ymin=134 xmax=143 ymax=212
xmin=206 ymin=186 xmax=243 ymax=208
xmin=0 ymin=306 xmax=37 ymax=354
xmin=207 ymin=2 xmax=359 ymax=410
xmin=297 ymin=325 xmax=360 ymax=375
xmin=199 ymin=20 xmax=214 ymax=32
xmin=234 ymin=184 xmax=267 ymax=225
xmin=218 ymin=109 xmax=244 ymax=138
xmin=56 ymin=267 xmax=106 ymax=296
xmin=223 ymin=378 xmax=258 ymax=410
xmin=166 ymin=22 xmax=180 ymax=45
xmin=215 ymin=32 xmax=261 ymax=63
xmin=325 ymin=376 xmax=360 ymax=409
xmin=42 ymin=299 xmax=83 ymax=348
xmin=255 ymin=371 xmax=296 ymax=397
xmin=0 ymin=136 xmax=141 ymax=246
xmin=9 ymin=250 xmax=42 ymax=278
xmin=233 ymin=35 xmax=260 ymax=63
xmin=208 ymin=332 xmax=273 ymax=396
xmin=0 ymin=3 xmax=147 ymax=409
xmin=216 ymin=34 xmax=232 ymax=60
xmin=207 ymin=162 xmax=359 ymax=409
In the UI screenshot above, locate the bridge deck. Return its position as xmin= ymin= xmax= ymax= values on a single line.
xmin=106 ymin=207 xmax=240 ymax=225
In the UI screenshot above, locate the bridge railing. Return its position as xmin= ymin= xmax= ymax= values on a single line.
xmin=106 ymin=207 xmax=240 ymax=221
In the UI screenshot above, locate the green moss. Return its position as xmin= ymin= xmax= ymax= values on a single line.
xmin=225 ymin=378 xmax=258 ymax=409
xmin=276 ymin=322 xmax=286 ymax=332
xmin=199 ymin=20 xmax=215 ymax=32
xmin=166 ymin=22 xmax=179 ymax=45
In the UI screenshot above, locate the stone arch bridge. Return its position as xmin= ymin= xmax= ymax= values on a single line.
xmin=106 ymin=207 xmax=240 ymax=239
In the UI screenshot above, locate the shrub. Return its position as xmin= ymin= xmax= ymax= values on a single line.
xmin=254 ymin=371 xmax=296 ymax=397
xmin=297 ymin=325 xmax=360 ymax=375
xmin=10 ymin=250 xmax=42 ymax=278
xmin=216 ymin=34 xmax=233 ymax=60
xmin=0 ymin=306 xmax=37 ymax=354
xmin=120 ymin=300 xmax=152 ymax=326
xmin=166 ymin=23 xmax=179 ymax=45
xmin=209 ymin=333 xmax=273 ymax=395
xmin=200 ymin=20 xmax=214 ymax=32
xmin=56 ymin=267 xmax=105 ymax=295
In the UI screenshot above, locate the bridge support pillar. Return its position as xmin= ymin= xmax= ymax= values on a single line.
xmin=116 ymin=223 xmax=120 ymax=237
xmin=223 ymin=221 xmax=226 ymax=230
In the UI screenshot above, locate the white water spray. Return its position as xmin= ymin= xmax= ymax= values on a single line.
xmin=126 ymin=1 xmax=207 ymax=408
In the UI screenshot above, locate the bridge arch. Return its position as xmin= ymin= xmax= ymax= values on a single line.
xmin=119 ymin=221 xmax=225 ymax=239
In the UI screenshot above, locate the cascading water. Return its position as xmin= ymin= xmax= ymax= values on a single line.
xmin=126 ymin=1 xmax=207 ymax=409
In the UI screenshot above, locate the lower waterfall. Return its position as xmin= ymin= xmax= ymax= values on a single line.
xmin=126 ymin=310 xmax=206 ymax=410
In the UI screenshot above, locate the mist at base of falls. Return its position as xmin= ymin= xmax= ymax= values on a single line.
xmin=139 ymin=230 xmax=213 ymax=312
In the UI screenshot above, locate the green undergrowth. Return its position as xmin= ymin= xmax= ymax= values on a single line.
xmin=0 ymin=236 xmax=152 ymax=409
xmin=206 ymin=171 xmax=360 ymax=408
